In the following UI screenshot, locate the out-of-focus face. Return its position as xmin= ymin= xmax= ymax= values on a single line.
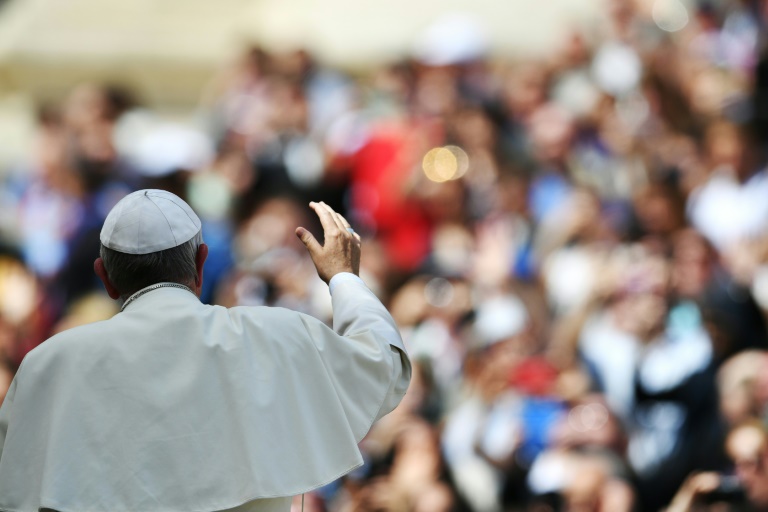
xmin=613 ymin=256 xmax=670 ymax=339
xmin=671 ymin=229 xmax=712 ymax=298
xmin=528 ymin=104 xmax=575 ymax=164
xmin=617 ymin=292 xmax=667 ymax=337
xmin=451 ymin=108 xmax=496 ymax=151
xmin=413 ymin=483 xmax=454 ymax=512
xmin=726 ymin=424 xmax=768 ymax=507
xmin=633 ymin=186 xmax=683 ymax=236
xmin=237 ymin=198 xmax=305 ymax=259
xmin=502 ymin=64 xmax=547 ymax=120
xmin=391 ymin=421 xmax=443 ymax=496
xmin=753 ymin=356 xmax=768 ymax=416
xmin=414 ymin=67 xmax=459 ymax=116
xmin=565 ymin=463 xmax=605 ymax=512
xmin=718 ymin=351 xmax=768 ymax=426
xmin=64 ymin=83 xmax=110 ymax=132
xmin=705 ymin=121 xmax=744 ymax=173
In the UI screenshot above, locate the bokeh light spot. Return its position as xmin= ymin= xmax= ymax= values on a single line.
xmin=652 ymin=0 xmax=689 ymax=32
xmin=568 ymin=403 xmax=609 ymax=431
xmin=423 ymin=147 xmax=458 ymax=182
xmin=445 ymin=145 xmax=469 ymax=179
xmin=424 ymin=277 xmax=455 ymax=308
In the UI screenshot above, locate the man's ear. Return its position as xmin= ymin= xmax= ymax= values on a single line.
xmin=194 ymin=243 xmax=209 ymax=296
xmin=94 ymin=258 xmax=121 ymax=300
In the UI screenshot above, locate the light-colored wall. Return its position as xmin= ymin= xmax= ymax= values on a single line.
xmin=0 ymin=0 xmax=605 ymax=165
xmin=0 ymin=0 xmax=605 ymax=101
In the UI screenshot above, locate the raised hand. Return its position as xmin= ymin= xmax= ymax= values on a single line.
xmin=295 ymin=201 xmax=362 ymax=284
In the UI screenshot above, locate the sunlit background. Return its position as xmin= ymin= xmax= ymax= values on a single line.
xmin=1 ymin=0 xmax=768 ymax=511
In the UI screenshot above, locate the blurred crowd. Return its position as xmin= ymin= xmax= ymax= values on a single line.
xmin=3 ymin=0 xmax=768 ymax=511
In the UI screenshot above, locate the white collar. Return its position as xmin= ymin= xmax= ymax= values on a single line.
xmin=120 ymin=282 xmax=196 ymax=312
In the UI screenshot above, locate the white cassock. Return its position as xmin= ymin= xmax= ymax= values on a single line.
xmin=0 ymin=273 xmax=410 ymax=512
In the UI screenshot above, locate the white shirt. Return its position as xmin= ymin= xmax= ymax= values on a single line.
xmin=687 ymin=167 xmax=768 ymax=249
xmin=0 ymin=274 xmax=410 ymax=512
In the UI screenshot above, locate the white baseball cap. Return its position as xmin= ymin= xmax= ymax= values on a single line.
xmin=100 ymin=189 xmax=201 ymax=255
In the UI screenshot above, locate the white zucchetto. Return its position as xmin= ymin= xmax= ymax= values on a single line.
xmin=100 ymin=189 xmax=201 ymax=255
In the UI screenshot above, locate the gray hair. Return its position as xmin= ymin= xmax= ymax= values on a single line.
xmin=100 ymin=231 xmax=203 ymax=299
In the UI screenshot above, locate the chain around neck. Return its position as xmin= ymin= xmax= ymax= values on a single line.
xmin=120 ymin=282 xmax=196 ymax=312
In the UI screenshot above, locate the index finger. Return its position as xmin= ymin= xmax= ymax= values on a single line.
xmin=310 ymin=201 xmax=340 ymax=236
xmin=319 ymin=202 xmax=347 ymax=232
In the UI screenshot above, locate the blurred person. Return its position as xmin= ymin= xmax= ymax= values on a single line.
xmin=203 ymin=46 xmax=272 ymax=144
xmin=0 ymin=253 xmax=52 ymax=368
xmin=495 ymin=61 xmax=550 ymax=169
xmin=337 ymin=417 xmax=458 ymax=512
xmin=666 ymin=420 xmax=768 ymax=512
xmin=642 ymin=131 xmax=705 ymax=198
xmin=670 ymin=229 xmax=768 ymax=361
xmin=49 ymin=293 xmax=119 ymax=335
xmin=244 ymin=78 xmax=318 ymax=198
xmin=185 ymin=146 xmax=254 ymax=303
xmin=526 ymin=449 xmax=635 ymax=512
xmin=11 ymin=105 xmax=83 ymax=280
xmin=348 ymin=116 xmax=433 ymax=273
xmin=688 ymin=121 xmax=768 ymax=253
xmin=629 ymin=183 xmax=686 ymax=241
xmin=389 ymin=420 xmax=454 ymax=510
xmin=726 ymin=421 xmax=768 ymax=510
xmin=717 ymin=350 xmax=768 ymax=427
xmin=219 ymin=197 xmax=333 ymax=318
xmin=5 ymin=93 xmax=128 ymax=352
xmin=412 ymin=66 xmax=460 ymax=118
xmin=525 ymin=103 xmax=576 ymax=224
xmin=666 ymin=471 xmax=744 ymax=512
xmin=441 ymin=293 xmax=542 ymax=512
xmin=0 ymin=363 xmax=12 ymax=407
xmin=470 ymin=171 xmax=537 ymax=286
xmin=361 ymin=361 xmax=436 ymax=459
xmin=31 ymin=84 xmax=137 ymax=312
xmin=499 ymin=63 xmax=549 ymax=132
xmin=579 ymin=249 xmax=724 ymax=510
xmin=548 ymin=395 xmax=626 ymax=457
xmin=494 ymin=355 xmax=570 ymax=511
xmin=389 ymin=275 xmax=473 ymax=407
xmin=441 ymin=107 xmax=501 ymax=218
xmin=207 ymin=50 xmax=341 ymax=214
xmin=0 ymin=192 xmax=410 ymax=512
xmin=569 ymin=97 xmax=648 ymax=205
xmin=549 ymin=32 xmax=599 ymax=122
xmin=527 ymin=392 xmax=634 ymax=510
xmin=63 ymin=83 xmax=133 ymax=135
xmin=537 ymin=188 xmax=617 ymax=316
xmin=641 ymin=51 xmax=699 ymax=138
xmin=694 ymin=0 xmax=761 ymax=75
xmin=754 ymin=25 xmax=768 ymax=140
xmin=423 ymin=222 xmax=473 ymax=279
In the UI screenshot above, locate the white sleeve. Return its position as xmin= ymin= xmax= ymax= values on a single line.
xmin=300 ymin=274 xmax=411 ymax=441
xmin=328 ymin=272 xmax=366 ymax=296
xmin=332 ymin=274 xmax=410 ymax=421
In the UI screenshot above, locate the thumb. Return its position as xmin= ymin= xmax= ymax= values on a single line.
xmin=295 ymin=226 xmax=322 ymax=255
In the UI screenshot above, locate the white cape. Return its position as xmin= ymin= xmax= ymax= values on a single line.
xmin=0 ymin=278 xmax=410 ymax=512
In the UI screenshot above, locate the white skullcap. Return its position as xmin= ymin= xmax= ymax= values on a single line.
xmin=100 ymin=189 xmax=201 ymax=255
